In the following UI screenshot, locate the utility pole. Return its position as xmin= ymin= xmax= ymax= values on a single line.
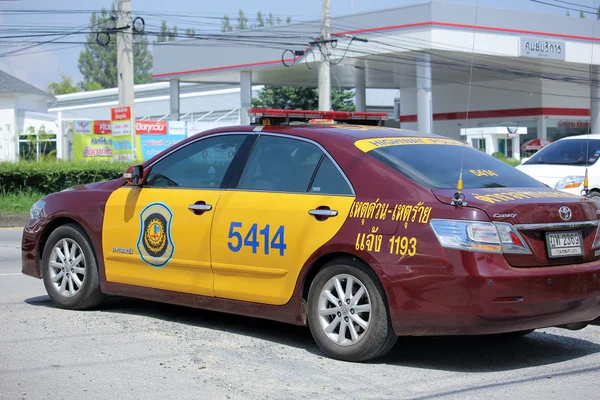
xmin=116 ymin=0 xmax=135 ymax=159
xmin=318 ymin=0 xmax=332 ymax=111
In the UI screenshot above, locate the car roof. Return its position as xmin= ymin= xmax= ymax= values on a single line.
xmin=559 ymin=134 xmax=600 ymax=141
xmin=253 ymin=123 xmax=450 ymax=142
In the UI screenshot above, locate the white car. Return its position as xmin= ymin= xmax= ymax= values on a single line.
xmin=517 ymin=134 xmax=600 ymax=198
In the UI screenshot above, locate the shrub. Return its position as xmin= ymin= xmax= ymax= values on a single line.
xmin=491 ymin=152 xmax=521 ymax=167
xmin=0 ymin=161 xmax=130 ymax=194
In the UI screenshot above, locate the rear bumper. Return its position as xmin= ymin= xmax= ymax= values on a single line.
xmin=383 ymin=251 xmax=600 ymax=336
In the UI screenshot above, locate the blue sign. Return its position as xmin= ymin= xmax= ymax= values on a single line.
xmin=139 ymin=134 xmax=186 ymax=161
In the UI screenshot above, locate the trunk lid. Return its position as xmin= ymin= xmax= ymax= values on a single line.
xmin=432 ymin=187 xmax=600 ymax=267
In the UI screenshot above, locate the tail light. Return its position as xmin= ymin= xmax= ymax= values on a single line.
xmin=592 ymin=226 xmax=600 ymax=250
xmin=430 ymin=219 xmax=532 ymax=255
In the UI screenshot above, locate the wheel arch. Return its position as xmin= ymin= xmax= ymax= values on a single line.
xmin=300 ymin=251 xmax=391 ymax=308
xmin=38 ymin=217 xmax=97 ymax=275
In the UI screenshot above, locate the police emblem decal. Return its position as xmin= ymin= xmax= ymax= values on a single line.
xmin=137 ymin=203 xmax=175 ymax=267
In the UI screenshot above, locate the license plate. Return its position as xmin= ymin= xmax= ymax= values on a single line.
xmin=546 ymin=231 xmax=583 ymax=258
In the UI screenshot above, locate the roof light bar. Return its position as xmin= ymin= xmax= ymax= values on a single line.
xmin=248 ymin=108 xmax=388 ymax=122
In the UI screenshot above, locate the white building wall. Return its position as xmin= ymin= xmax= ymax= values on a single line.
xmin=0 ymin=97 xmax=16 ymax=162
xmin=400 ymin=78 xmax=543 ymax=139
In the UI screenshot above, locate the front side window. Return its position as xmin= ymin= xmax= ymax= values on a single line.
xmin=145 ymin=134 xmax=246 ymax=189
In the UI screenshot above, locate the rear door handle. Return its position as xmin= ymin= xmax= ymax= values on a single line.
xmin=309 ymin=209 xmax=338 ymax=220
xmin=188 ymin=203 xmax=212 ymax=215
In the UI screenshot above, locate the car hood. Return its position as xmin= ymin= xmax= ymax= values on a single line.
xmin=61 ymin=178 xmax=125 ymax=193
xmin=516 ymin=164 xmax=587 ymax=188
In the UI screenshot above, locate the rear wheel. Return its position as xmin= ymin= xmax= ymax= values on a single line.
xmin=307 ymin=258 xmax=397 ymax=362
xmin=41 ymin=224 xmax=104 ymax=310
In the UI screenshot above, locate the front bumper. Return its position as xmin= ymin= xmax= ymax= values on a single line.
xmin=382 ymin=251 xmax=600 ymax=336
xmin=21 ymin=218 xmax=45 ymax=279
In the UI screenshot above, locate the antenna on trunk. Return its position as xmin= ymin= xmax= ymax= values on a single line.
xmin=453 ymin=0 xmax=479 ymax=207
xmin=583 ymin=3 xmax=596 ymax=199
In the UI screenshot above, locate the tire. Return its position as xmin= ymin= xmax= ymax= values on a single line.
xmin=41 ymin=224 xmax=104 ymax=310
xmin=307 ymin=258 xmax=397 ymax=362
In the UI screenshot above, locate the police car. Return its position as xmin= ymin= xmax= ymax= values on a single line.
xmin=22 ymin=109 xmax=600 ymax=362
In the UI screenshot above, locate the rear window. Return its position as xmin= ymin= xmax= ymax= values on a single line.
xmin=523 ymin=139 xmax=600 ymax=166
xmin=365 ymin=141 xmax=545 ymax=189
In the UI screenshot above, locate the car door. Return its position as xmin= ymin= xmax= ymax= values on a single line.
xmin=102 ymin=133 xmax=249 ymax=296
xmin=211 ymin=134 xmax=356 ymax=305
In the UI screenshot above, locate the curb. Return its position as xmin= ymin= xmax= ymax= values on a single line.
xmin=0 ymin=214 xmax=29 ymax=228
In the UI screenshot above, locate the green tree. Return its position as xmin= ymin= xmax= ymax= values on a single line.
xmin=221 ymin=14 xmax=233 ymax=32
xmin=47 ymin=73 xmax=80 ymax=95
xmin=566 ymin=10 xmax=570 ymax=16
xmin=82 ymin=81 xmax=103 ymax=91
xmin=237 ymin=9 xmax=248 ymax=30
xmin=580 ymin=10 xmax=586 ymax=18
xmin=78 ymin=2 xmax=153 ymax=89
xmin=156 ymin=20 xmax=179 ymax=43
xmin=221 ymin=10 xmax=353 ymax=111
xmin=185 ymin=28 xmax=196 ymax=38
xmin=252 ymin=87 xmax=355 ymax=111
xmin=256 ymin=11 xmax=265 ymax=28
xmin=168 ymin=26 xmax=178 ymax=41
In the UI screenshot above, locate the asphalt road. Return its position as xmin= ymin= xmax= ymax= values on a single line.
xmin=2 ymin=228 xmax=600 ymax=400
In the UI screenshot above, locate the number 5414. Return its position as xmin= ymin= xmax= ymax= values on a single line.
xmin=227 ymin=222 xmax=287 ymax=256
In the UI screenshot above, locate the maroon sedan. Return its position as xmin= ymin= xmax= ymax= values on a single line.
xmin=21 ymin=109 xmax=600 ymax=362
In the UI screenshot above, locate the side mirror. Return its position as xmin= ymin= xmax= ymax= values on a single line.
xmin=123 ymin=165 xmax=144 ymax=186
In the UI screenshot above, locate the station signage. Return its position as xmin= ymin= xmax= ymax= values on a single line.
xmin=519 ymin=37 xmax=565 ymax=61
xmin=110 ymin=106 xmax=134 ymax=161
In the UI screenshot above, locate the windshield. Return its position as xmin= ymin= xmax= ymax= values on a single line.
xmin=367 ymin=143 xmax=546 ymax=189
xmin=524 ymin=139 xmax=600 ymax=166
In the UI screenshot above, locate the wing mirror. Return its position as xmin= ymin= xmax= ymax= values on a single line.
xmin=124 ymin=165 xmax=144 ymax=186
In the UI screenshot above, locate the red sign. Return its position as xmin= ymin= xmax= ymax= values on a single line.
xmin=135 ymin=120 xmax=167 ymax=135
xmin=111 ymin=106 xmax=131 ymax=121
xmin=558 ymin=120 xmax=590 ymax=129
xmin=93 ymin=120 xmax=112 ymax=134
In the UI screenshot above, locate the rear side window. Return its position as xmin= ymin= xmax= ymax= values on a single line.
xmin=367 ymin=143 xmax=546 ymax=189
xmin=309 ymin=157 xmax=353 ymax=195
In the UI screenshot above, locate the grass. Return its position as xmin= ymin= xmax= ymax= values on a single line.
xmin=0 ymin=190 xmax=45 ymax=215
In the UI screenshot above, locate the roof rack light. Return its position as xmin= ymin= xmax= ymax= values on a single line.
xmin=248 ymin=108 xmax=388 ymax=126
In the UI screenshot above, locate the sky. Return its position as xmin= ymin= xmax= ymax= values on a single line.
xmin=1 ymin=0 xmax=599 ymax=90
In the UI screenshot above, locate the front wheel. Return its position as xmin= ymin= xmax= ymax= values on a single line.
xmin=41 ymin=224 xmax=104 ymax=310
xmin=307 ymin=259 xmax=397 ymax=362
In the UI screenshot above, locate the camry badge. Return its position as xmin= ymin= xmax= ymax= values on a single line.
xmin=559 ymin=206 xmax=572 ymax=221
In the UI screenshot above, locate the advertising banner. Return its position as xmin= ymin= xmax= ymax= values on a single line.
xmin=135 ymin=120 xmax=167 ymax=135
xmin=72 ymin=120 xmax=113 ymax=161
xmin=168 ymin=121 xmax=186 ymax=135
xmin=138 ymin=134 xmax=186 ymax=161
xmin=111 ymin=106 xmax=133 ymax=161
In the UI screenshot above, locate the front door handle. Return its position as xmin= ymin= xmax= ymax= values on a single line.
xmin=188 ymin=202 xmax=212 ymax=215
xmin=309 ymin=208 xmax=338 ymax=221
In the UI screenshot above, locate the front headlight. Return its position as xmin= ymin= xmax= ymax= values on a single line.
xmin=30 ymin=199 xmax=46 ymax=220
xmin=555 ymin=176 xmax=585 ymax=189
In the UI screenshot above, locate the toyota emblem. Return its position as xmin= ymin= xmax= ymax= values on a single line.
xmin=559 ymin=206 xmax=572 ymax=221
